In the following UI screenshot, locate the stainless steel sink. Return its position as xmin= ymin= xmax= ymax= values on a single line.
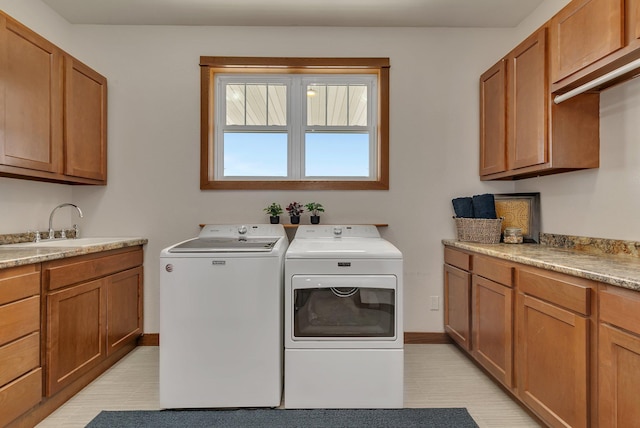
xmin=2 ymin=237 xmax=134 ymax=248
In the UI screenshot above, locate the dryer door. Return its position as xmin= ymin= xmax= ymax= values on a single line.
xmin=291 ymin=275 xmax=397 ymax=341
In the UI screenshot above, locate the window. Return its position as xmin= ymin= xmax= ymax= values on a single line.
xmin=200 ymin=57 xmax=390 ymax=190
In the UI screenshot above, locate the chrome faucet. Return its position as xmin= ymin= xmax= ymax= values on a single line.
xmin=48 ymin=203 xmax=83 ymax=239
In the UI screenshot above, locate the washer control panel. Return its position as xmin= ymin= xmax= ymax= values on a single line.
xmin=199 ymin=224 xmax=284 ymax=238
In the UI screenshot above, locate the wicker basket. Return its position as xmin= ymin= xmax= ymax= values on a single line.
xmin=454 ymin=217 xmax=503 ymax=244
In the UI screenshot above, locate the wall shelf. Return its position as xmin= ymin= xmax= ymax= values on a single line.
xmin=282 ymin=224 xmax=388 ymax=229
xmin=199 ymin=223 xmax=388 ymax=228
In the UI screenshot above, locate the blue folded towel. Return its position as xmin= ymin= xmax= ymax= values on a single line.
xmin=472 ymin=194 xmax=497 ymax=219
xmin=452 ymin=197 xmax=474 ymax=218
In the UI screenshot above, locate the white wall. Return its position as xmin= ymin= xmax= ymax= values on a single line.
xmin=5 ymin=0 xmax=635 ymax=335
xmin=62 ymin=24 xmax=518 ymax=333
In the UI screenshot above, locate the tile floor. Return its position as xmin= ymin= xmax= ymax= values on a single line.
xmin=36 ymin=344 xmax=541 ymax=427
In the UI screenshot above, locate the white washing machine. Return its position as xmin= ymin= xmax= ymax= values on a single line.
xmin=284 ymin=225 xmax=403 ymax=409
xmin=159 ymin=224 xmax=288 ymax=408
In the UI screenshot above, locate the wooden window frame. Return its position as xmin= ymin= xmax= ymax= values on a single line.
xmin=200 ymin=57 xmax=390 ymax=190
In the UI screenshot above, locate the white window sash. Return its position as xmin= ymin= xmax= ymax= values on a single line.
xmin=214 ymin=74 xmax=377 ymax=181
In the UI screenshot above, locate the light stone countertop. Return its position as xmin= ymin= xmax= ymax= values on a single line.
xmin=0 ymin=238 xmax=148 ymax=269
xmin=443 ymin=239 xmax=640 ymax=292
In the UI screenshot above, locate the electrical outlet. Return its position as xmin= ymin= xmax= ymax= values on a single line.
xmin=430 ymin=295 xmax=439 ymax=311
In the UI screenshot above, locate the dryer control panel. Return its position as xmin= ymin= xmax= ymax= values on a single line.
xmin=294 ymin=225 xmax=380 ymax=239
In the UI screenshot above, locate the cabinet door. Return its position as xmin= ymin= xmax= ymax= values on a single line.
xmin=46 ymin=279 xmax=106 ymax=396
xmin=508 ymin=28 xmax=547 ymax=170
xmin=550 ymin=0 xmax=624 ymax=83
xmin=444 ymin=264 xmax=471 ymax=350
xmin=634 ymin=0 xmax=640 ymax=41
xmin=0 ymin=15 xmax=63 ymax=173
xmin=479 ymin=60 xmax=507 ymax=176
xmin=599 ymin=324 xmax=640 ymax=427
xmin=517 ymin=293 xmax=588 ymax=428
xmin=64 ymin=56 xmax=107 ymax=182
xmin=107 ymin=267 xmax=143 ymax=355
xmin=472 ymin=275 xmax=513 ymax=388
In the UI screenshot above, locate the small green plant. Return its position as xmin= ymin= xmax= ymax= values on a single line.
xmin=304 ymin=202 xmax=325 ymax=216
xmin=286 ymin=202 xmax=304 ymax=217
xmin=263 ymin=203 xmax=283 ymax=217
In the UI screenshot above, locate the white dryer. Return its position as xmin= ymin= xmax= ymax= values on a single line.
xmin=284 ymin=225 xmax=403 ymax=409
xmin=159 ymin=224 xmax=288 ymax=408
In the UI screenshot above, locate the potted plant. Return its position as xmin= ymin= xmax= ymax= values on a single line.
xmin=263 ymin=203 xmax=283 ymax=224
xmin=285 ymin=202 xmax=304 ymax=224
xmin=305 ymin=202 xmax=325 ymax=224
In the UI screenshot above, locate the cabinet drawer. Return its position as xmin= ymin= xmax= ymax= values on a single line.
xmin=0 ymin=264 xmax=40 ymax=305
xmin=444 ymin=247 xmax=471 ymax=271
xmin=0 ymin=368 xmax=42 ymax=427
xmin=45 ymin=248 xmax=143 ymax=290
xmin=0 ymin=295 xmax=40 ymax=347
xmin=518 ymin=268 xmax=591 ymax=315
xmin=473 ymin=255 xmax=514 ymax=286
xmin=0 ymin=332 xmax=39 ymax=386
xmin=600 ymin=285 xmax=640 ymax=336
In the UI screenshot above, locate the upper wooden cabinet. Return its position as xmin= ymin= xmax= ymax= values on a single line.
xmin=479 ymin=60 xmax=507 ymax=176
xmin=480 ymin=27 xmax=600 ymax=180
xmin=550 ymin=0 xmax=625 ymax=84
xmin=635 ymin=0 xmax=640 ymax=40
xmin=0 ymin=14 xmax=63 ymax=175
xmin=0 ymin=12 xmax=107 ymax=185
xmin=550 ymin=0 xmax=640 ymax=93
xmin=507 ymin=30 xmax=548 ymax=171
xmin=64 ymin=57 xmax=107 ymax=182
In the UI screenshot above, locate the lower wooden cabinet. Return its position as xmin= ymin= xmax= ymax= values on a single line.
xmin=443 ymin=247 xmax=472 ymax=351
xmin=598 ymin=285 xmax=640 ymax=427
xmin=44 ymin=247 xmax=143 ymax=397
xmin=517 ymin=293 xmax=589 ymax=427
xmin=106 ymin=267 xmax=143 ymax=356
xmin=0 ymin=264 xmax=42 ymax=427
xmin=517 ymin=267 xmax=591 ymax=428
xmin=0 ymin=246 xmax=144 ymax=427
xmin=443 ymin=245 xmax=616 ymax=427
xmin=472 ymin=275 xmax=513 ymax=388
xmin=444 ymin=261 xmax=472 ymax=351
xmin=46 ymin=278 xmax=106 ymax=396
xmin=598 ymin=324 xmax=640 ymax=427
xmin=0 ymin=368 xmax=43 ymax=427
